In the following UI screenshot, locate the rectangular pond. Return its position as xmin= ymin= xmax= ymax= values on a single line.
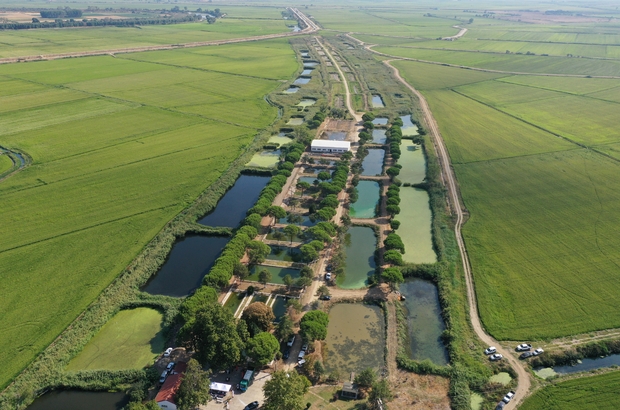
xmin=27 ymin=391 xmax=129 ymax=410
xmin=287 ymin=117 xmax=304 ymax=125
xmin=398 ymin=140 xmax=426 ymax=185
xmin=327 ymin=131 xmax=347 ymax=141
xmin=371 ymin=94 xmax=385 ymax=108
xmin=266 ymin=246 xmax=301 ymax=262
xmin=245 ymin=149 xmax=281 ymax=169
xmin=324 ymin=303 xmax=385 ymax=374
xmin=271 ymin=295 xmax=289 ymax=322
xmin=143 ymin=235 xmax=230 ymax=297
xmin=268 ymin=134 xmax=293 ymax=146
xmin=297 ymin=98 xmax=316 ymax=107
xmin=400 ymin=115 xmax=419 ymax=136
xmin=349 ymin=180 xmax=380 ymax=219
xmin=294 ymin=77 xmax=311 ymax=85
xmin=224 ymin=291 xmax=245 ymax=315
xmin=301 ymin=69 xmax=314 ymax=76
xmin=371 ymin=129 xmax=387 ymax=144
xmin=247 ymin=265 xmax=301 ymax=285
xmin=266 ymin=227 xmax=304 ymax=243
xmin=279 ymin=213 xmax=318 ymax=227
xmin=198 ymin=175 xmax=270 ymax=228
xmin=303 ymin=61 xmax=319 ymax=67
xmin=338 ymin=226 xmax=377 ymax=289
xmin=400 ymin=278 xmax=449 ymax=365
xmin=361 ymin=149 xmax=385 ymax=176
xmin=398 ymin=188 xmax=436 ymax=264
xmin=372 ymin=117 xmax=388 ymax=126
xmin=283 ymin=86 xmax=299 ymax=94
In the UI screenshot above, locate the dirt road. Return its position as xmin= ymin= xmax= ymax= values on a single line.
xmin=382 ymin=60 xmax=531 ymax=408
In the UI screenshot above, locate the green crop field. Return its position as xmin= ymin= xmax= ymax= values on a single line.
xmin=521 ymin=370 xmax=620 ymax=410
xmin=66 ymin=308 xmax=165 ymax=371
xmin=0 ymin=154 xmax=13 ymax=174
xmin=0 ymin=38 xmax=296 ymax=388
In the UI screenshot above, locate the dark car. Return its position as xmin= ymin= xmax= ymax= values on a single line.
xmin=244 ymin=401 xmax=259 ymax=410
xmin=283 ymin=349 xmax=290 ymax=360
xmin=326 ymin=264 xmax=333 ymax=272
xmin=495 ymin=401 xmax=506 ymax=410
xmin=319 ymin=295 xmax=331 ymax=300
xmin=520 ymin=351 xmax=534 ymax=359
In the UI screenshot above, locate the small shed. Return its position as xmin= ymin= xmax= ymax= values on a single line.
xmin=341 ymin=381 xmax=359 ymax=399
xmin=311 ymin=139 xmax=351 ymax=154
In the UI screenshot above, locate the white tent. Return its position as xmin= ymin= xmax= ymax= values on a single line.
xmin=209 ymin=382 xmax=232 ymax=394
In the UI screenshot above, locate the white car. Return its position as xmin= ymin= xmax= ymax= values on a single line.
xmin=516 ymin=343 xmax=532 ymax=351
xmin=533 ymin=348 xmax=544 ymax=356
xmin=163 ymin=347 xmax=173 ymax=357
xmin=302 ymin=343 xmax=309 ymax=352
xmin=484 ymin=346 xmax=497 ymax=355
xmin=287 ymin=335 xmax=296 ymax=347
xmin=166 ymin=362 xmax=175 ymax=371
xmin=489 ymin=353 xmax=503 ymax=361
xmin=325 ymin=272 xmax=332 ymax=281
xmin=503 ymin=391 xmax=515 ymax=403
xmin=297 ymin=350 xmax=306 ymax=361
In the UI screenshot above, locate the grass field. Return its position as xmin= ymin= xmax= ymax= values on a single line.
xmin=520 ymin=370 xmax=620 ymax=410
xmin=0 ymin=153 xmax=13 ymax=174
xmin=66 ymin=308 xmax=165 ymax=371
xmin=0 ymin=39 xmax=296 ymax=388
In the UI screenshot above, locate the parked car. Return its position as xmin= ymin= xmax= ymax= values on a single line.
xmin=503 ymin=391 xmax=515 ymax=403
xmin=163 ymin=347 xmax=173 ymax=357
xmin=489 ymin=353 xmax=503 ymax=361
xmin=520 ymin=351 xmax=534 ymax=359
xmin=516 ymin=343 xmax=532 ymax=351
xmin=533 ymin=348 xmax=544 ymax=356
xmin=244 ymin=401 xmax=260 ymax=410
xmin=298 ymin=350 xmax=306 ymax=361
xmin=287 ymin=335 xmax=296 ymax=347
xmin=283 ymin=349 xmax=290 ymax=360
xmin=484 ymin=346 xmax=497 ymax=355
xmin=326 ymin=264 xmax=333 ymax=272
xmin=166 ymin=362 xmax=175 ymax=371
xmin=302 ymin=343 xmax=309 ymax=352
xmin=159 ymin=370 xmax=168 ymax=383
xmin=495 ymin=401 xmax=506 ymax=410
xmin=319 ymin=295 xmax=332 ymax=300
xmin=297 ymin=359 xmax=306 ymax=367
xmin=325 ymin=272 xmax=332 ymax=280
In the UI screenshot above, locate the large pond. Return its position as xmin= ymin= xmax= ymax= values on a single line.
xmin=398 ymin=188 xmax=436 ymax=264
xmin=371 ymin=94 xmax=385 ymax=108
xmin=287 ymin=117 xmax=304 ymax=125
xmin=400 ymin=279 xmax=449 ymax=365
xmin=372 ymin=117 xmax=388 ymax=126
xmin=371 ymin=129 xmax=387 ymax=144
xmin=297 ymin=98 xmax=316 ymax=107
xmin=143 ymin=235 xmax=230 ymax=297
xmin=198 ymin=175 xmax=270 ymax=228
xmin=398 ymin=140 xmax=426 ymax=185
xmin=400 ymin=115 xmax=419 ymax=136
xmin=324 ymin=304 xmax=385 ymax=374
xmin=338 ymin=226 xmax=376 ymax=289
xmin=245 ymin=149 xmax=281 ymax=169
xmin=535 ymin=353 xmax=620 ymax=379
xmin=294 ymin=76 xmax=311 ymax=85
xmin=268 ymin=134 xmax=293 ymax=146
xmin=349 ymin=180 xmax=380 ymax=219
xmin=247 ymin=265 xmax=301 ymax=284
xmin=327 ymin=131 xmax=347 ymax=141
xmin=27 ymin=391 xmax=129 ymax=410
xmin=361 ymin=149 xmax=384 ymax=176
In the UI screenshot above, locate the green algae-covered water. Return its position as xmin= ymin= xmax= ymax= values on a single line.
xmin=398 ymin=188 xmax=436 ymax=264
xmin=337 ymin=226 xmax=376 ymax=289
xmin=349 ymin=180 xmax=379 ymax=219
xmin=399 ymin=140 xmax=426 ymax=185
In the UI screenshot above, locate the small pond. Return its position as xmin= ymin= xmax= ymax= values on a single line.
xmin=338 ymin=226 xmax=376 ymax=289
xmin=490 ymin=372 xmax=512 ymax=385
xmin=535 ymin=353 xmax=620 ymax=379
xmin=398 ymin=140 xmax=426 ymax=185
xmin=349 ymin=180 xmax=380 ymax=219
xmin=297 ymin=98 xmax=316 ymax=107
xmin=371 ymin=94 xmax=385 ymax=108
xmin=268 ymin=134 xmax=293 ymax=146
xmin=398 ymin=188 xmax=436 ymax=264
xmin=287 ymin=117 xmax=304 ymax=125
xmin=400 ymin=278 xmax=449 ymax=365
xmin=224 ymin=291 xmax=245 ymax=315
xmin=371 ymin=129 xmax=387 ymax=144
xmin=283 ymin=86 xmax=299 ymax=94
xmin=361 ymin=149 xmax=384 ymax=176
xmin=298 ymin=175 xmax=319 ymax=185
xmin=400 ymin=115 xmax=419 ymax=136
xmin=303 ymin=61 xmax=319 ymax=67
xmin=324 ymin=304 xmax=385 ymax=374
xmin=266 ymin=246 xmax=301 ymax=262
xmin=143 ymin=235 xmax=230 ymax=297
xmin=27 ymin=391 xmax=129 ymax=410
xmin=279 ymin=213 xmax=318 ymax=227
xmin=266 ymin=227 xmax=304 ymax=243
xmin=247 ymin=265 xmax=301 ymax=285
xmin=271 ymin=296 xmax=288 ymax=322
xmin=199 ymin=175 xmax=270 ymax=228
xmin=245 ymin=149 xmax=281 ymax=168
xmin=301 ymin=52 xmax=309 ymax=58
xmin=372 ymin=117 xmax=388 ymax=126
xmin=326 ymin=131 xmax=347 ymax=141
xmin=294 ymin=76 xmax=311 ymax=85
xmin=301 ymin=69 xmax=313 ymax=76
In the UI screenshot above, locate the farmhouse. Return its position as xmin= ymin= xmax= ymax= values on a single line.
xmin=156 ymin=362 xmax=187 ymax=410
xmin=311 ymin=139 xmax=351 ymax=154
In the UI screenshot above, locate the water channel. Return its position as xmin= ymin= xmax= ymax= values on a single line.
xmin=349 ymin=180 xmax=380 ymax=219
xmin=398 ymin=188 xmax=436 ymax=264
xmin=27 ymin=391 xmax=129 ymax=410
xmin=371 ymin=94 xmax=385 ymax=108
xmin=361 ymin=149 xmax=385 ymax=176
xmin=198 ymin=175 xmax=270 ymax=228
xmin=324 ymin=304 xmax=385 ymax=374
xmin=398 ymin=140 xmax=426 ymax=185
xmin=535 ymin=353 xmax=620 ymax=379
xmin=338 ymin=226 xmax=376 ymax=289
xmin=143 ymin=235 xmax=230 ymax=297
xmin=400 ymin=278 xmax=449 ymax=365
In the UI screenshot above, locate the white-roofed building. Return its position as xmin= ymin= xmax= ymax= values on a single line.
xmin=311 ymin=139 xmax=351 ymax=154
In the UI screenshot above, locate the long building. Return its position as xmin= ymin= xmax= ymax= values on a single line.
xmin=310 ymin=139 xmax=351 ymax=153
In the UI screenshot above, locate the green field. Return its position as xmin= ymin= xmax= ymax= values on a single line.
xmin=521 ymin=370 xmax=620 ymax=410
xmin=0 ymin=38 xmax=296 ymax=388
xmin=0 ymin=154 xmax=13 ymax=174
xmin=66 ymin=308 xmax=165 ymax=371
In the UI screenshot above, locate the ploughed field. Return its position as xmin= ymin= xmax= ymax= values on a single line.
xmin=0 ymin=38 xmax=296 ymax=388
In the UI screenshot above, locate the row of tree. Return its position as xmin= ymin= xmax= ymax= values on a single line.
xmin=3 ymin=15 xmax=201 ymax=30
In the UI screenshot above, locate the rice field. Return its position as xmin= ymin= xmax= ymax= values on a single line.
xmin=0 ymin=39 xmax=296 ymax=388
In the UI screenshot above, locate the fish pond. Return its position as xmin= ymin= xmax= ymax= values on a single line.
xmin=400 ymin=115 xmax=419 ymax=136
xmin=266 ymin=227 xmax=304 ymax=243
xmin=266 ymin=246 xmax=301 ymax=262
xmin=283 ymin=86 xmax=299 ymax=94
xmin=27 ymin=391 xmax=129 ymax=410
xmin=297 ymin=98 xmax=316 ymax=107
xmin=294 ymin=77 xmax=311 ymax=85
xmin=245 ymin=149 xmax=281 ymax=168
xmin=279 ymin=213 xmax=318 ymax=227
xmin=338 ymin=226 xmax=377 ymax=289
xmin=268 ymin=134 xmax=293 ymax=146
xmin=371 ymin=94 xmax=385 ymax=108
xmin=324 ymin=304 xmax=385 ymax=374
xmin=199 ymin=175 xmax=270 ymax=228
xmin=398 ymin=188 xmax=436 ymax=264
xmin=372 ymin=117 xmax=388 ymax=126
xmin=400 ymin=278 xmax=449 ymax=365
xmin=535 ymin=353 xmax=620 ymax=379
xmin=224 ymin=291 xmax=245 ymax=315
xmin=303 ymin=61 xmax=319 ymax=67
xmin=361 ymin=149 xmax=385 ymax=176
xmin=143 ymin=235 xmax=230 ymax=297
xmin=287 ymin=117 xmax=304 ymax=125
xmin=371 ymin=129 xmax=387 ymax=144
xmin=398 ymin=141 xmax=426 ymax=185
xmin=271 ymin=295 xmax=289 ymax=322
xmin=349 ymin=180 xmax=380 ymax=219
xmin=301 ymin=68 xmax=313 ymax=76
xmin=247 ymin=265 xmax=301 ymax=285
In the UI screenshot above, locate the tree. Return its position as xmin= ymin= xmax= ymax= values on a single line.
xmin=363 ymin=121 xmax=375 ymax=130
xmin=268 ymin=205 xmax=287 ymax=226
xmin=317 ymin=171 xmax=331 ymax=181
xmin=263 ymin=371 xmax=311 ymax=410
xmin=300 ymin=310 xmax=329 ymax=341
xmin=382 ymin=268 xmax=404 ymax=290
xmin=314 ymin=360 xmax=326 ymax=381
xmin=287 ymin=298 xmax=303 ymax=313
xmin=384 ymin=233 xmax=405 ymax=253
xmin=317 ymin=285 xmax=330 ymax=297
xmin=300 ymin=244 xmax=319 ymax=262
xmin=125 ymin=402 xmax=160 ymax=410
xmin=247 ymin=240 xmax=271 ymax=266
xmin=354 ymin=368 xmax=377 ymax=388
xmin=368 ymin=379 xmax=393 ymax=405
xmin=283 ymin=274 xmax=294 ymax=290
xmin=300 ymin=266 xmax=314 ymax=279
xmin=296 ymin=181 xmax=311 ymax=196
xmin=390 ymin=219 xmax=401 ymax=230
xmin=178 ymin=302 xmax=244 ymax=371
xmin=386 ymin=204 xmax=401 ymax=217
xmin=247 ymin=332 xmax=280 ymax=366
xmin=275 ymin=315 xmax=294 ymax=341
xmin=287 ymin=212 xmax=304 ymax=225
xmin=244 ymin=213 xmax=263 ymax=230
xmin=259 ymin=268 xmax=272 ymax=286
xmin=386 ymin=166 xmax=401 ymax=178
xmin=362 ymin=112 xmax=375 ymax=122
xmin=284 ymin=224 xmax=301 ymax=244
xmin=177 ymin=359 xmax=211 ymax=410
xmin=383 ymin=250 xmax=403 ymax=266
xmin=319 ymin=194 xmax=339 ymax=209
xmin=242 ymin=302 xmax=275 ymax=335
xmin=296 ymin=276 xmax=312 ymax=288
xmin=234 ymin=262 xmax=249 ymax=280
